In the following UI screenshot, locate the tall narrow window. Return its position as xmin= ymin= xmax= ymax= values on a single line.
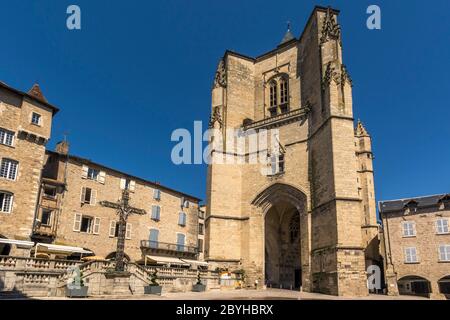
xmin=178 ymin=212 xmax=187 ymax=226
xmin=176 ymin=233 xmax=186 ymax=252
xmin=0 ymin=159 xmax=18 ymax=180
xmin=279 ymin=77 xmax=289 ymax=113
xmin=151 ymin=205 xmax=161 ymax=221
xmin=269 ymin=81 xmax=278 ymax=117
xmin=0 ymin=192 xmax=13 ymax=213
xmin=149 ymin=229 xmax=159 ymax=248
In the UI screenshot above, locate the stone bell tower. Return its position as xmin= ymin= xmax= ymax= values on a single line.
xmin=205 ymin=6 xmax=378 ymax=296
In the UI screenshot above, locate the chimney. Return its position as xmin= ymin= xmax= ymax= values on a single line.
xmin=55 ymin=141 xmax=69 ymax=155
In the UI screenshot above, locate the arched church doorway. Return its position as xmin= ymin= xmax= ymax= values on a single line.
xmin=252 ymin=183 xmax=307 ymax=291
xmin=265 ymin=203 xmax=301 ymax=289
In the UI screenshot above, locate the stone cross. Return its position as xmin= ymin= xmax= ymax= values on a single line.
xmin=99 ymin=189 xmax=146 ymax=272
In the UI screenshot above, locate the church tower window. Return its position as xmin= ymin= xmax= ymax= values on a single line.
xmin=279 ymin=77 xmax=289 ymax=113
xmin=269 ymin=81 xmax=278 ymax=117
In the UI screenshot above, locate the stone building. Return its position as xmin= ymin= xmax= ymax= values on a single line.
xmin=380 ymin=194 xmax=450 ymax=299
xmin=0 ymin=81 xmax=204 ymax=267
xmin=205 ymin=6 xmax=380 ymax=296
xmin=0 ymin=82 xmax=58 ymax=256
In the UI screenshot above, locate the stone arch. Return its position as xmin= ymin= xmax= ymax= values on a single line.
xmin=251 ymin=182 xmax=308 ymax=215
xmin=397 ymin=275 xmax=431 ymax=298
xmin=252 ymin=183 xmax=309 ymax=291
xmin=438 ymin=275 xmax=450 ymax=296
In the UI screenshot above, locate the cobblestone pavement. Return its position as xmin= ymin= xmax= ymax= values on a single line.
xmin=25 ymin=289 xmax=429 ymax=300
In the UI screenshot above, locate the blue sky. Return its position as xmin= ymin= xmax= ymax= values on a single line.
xmin=1 ymin=1 xmax=449 ymax=203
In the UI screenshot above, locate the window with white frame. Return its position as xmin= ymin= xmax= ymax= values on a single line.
xmin=404 ymin=247 xmax=418 ymax=263
xmin=87 ymin=167 xmax=100 ymax=180
xmin=0 ymin=192 xmax=13 ymax=213
xmin=31 ymin=112 xmax=41 ymax=125
xmin=402 ymin=221 xmax=416 ymax=237
xmin=267 ymin=153 xmax=285 ymax=176
xmin=436 ymin=219 xmax=449 ymax=235
xmin=0 ymin=128 xmax=14 ymax=146
xmin=439 ymin=245 xmax=450 ymax=262
xmin=73 ymin=213 xmax=100 ymax=234
xmin=0 ymin=159 xmax=18 ymax=180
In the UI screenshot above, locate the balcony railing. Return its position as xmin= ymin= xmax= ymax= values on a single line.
xmin=140 ymin=240 xmax=198 ymax=255
xmin=242 ymin=105 xmax=311 ymax=131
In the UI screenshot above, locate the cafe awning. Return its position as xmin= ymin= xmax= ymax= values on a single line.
xmin=144 ymin=255 xmax=189 ymax=266
xmin=180 ymin=258 xmax=208 ymax=267
xmin=0 ymin=238 xmax=34 ymax=248
xmin=35 ymin=243 xmax=92 ymax=255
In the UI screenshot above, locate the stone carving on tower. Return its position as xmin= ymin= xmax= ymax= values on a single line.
xmin=208 ymin=106 xmax=223 ymax=129
xmin=213 ymin=59 xmax=227 ymax=88
xmin=320 ymin=7 xmax=341 ymax=45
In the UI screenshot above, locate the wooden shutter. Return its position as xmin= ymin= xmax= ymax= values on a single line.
xmin=151 ymin=205 xmax=156 ymax=219
xmin=81 ymin=165 xmax=88 ymax=179
xmin=120 ymin=178 xmax=126 ymax=190
xmin=129 ymin=180 xmax=136 ymax=192
xmin=180 ymin=197 xmax=185 ymax=207
xmin=126 ymin=223 xmax=132 ymax=240
xmin=98 ymin=171 xmax=106 ymax=184
xmin=80 ymin=187 xmax=86 ymax=203
xmin=109 ymin=220 xmax=116 ymax=237
xmin=153 ymin=189 xmax=160 ymax=200
xmin=177 ymin=233 xmax=185 ymax=246
xmin=149 ymin=229 xmax=159 ymax=242
xmin=93 ymin=217 xmax=101 ymax=234
xmin=157 ymin=206 xmax=161 ymax=220
xmin=178 ymin=212 xmax=184 ymax=225
xmin=73 ymin=213 xmax=82 ymax=232
xmin=90 ymin=189 xmax=97 ymax=205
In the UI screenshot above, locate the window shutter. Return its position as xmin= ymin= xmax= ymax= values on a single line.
xmin=91 ymin=189 xmax=97 ymax=205
xmin=81 ymin=165 xmax=88 ymax=179
xmin=149 ymin=229 xmax=159 ymax=242
xmin=93 ymin=217 xmax=101 ymax=234
xmin=153 ymin=189 xmax=161 ymax=200
xmin=157 ymin=206 xmax=161 ymax=220
xmin=109 ymin=220 xmax=116 ymax=237
xmin=73 ymin=213 xmax=82 ymax=232
xmin=178 ymin=212 xmax=183 ymax=225
xmin=126 ymin=223 xmax=132 ymax=240
xmin=80 ymin=187 xmax=86 ymax=203
xmin=151 ymin=205 xmax=156 ymax=219
xmin=98 ymin=171 xmax=106 ymax=184
xmin=120 ymin=178 xmax=126 ymax=190
xmin=129 ymin=180 xmax=136 ymax=192
xmin=180 ymin=197 xmax=185 ymax=207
